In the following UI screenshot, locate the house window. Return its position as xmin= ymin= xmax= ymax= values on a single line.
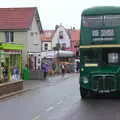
xmin=56 ymin=43 xmax=60 ymax=50
xmin=38 ymin=58 xmax=40 ymax=63
xmin=62 ymin=43 xmax=66 ymax=50
xmin=30 ymin=32 xmax=33 ymax=36
xmin=44 ymin=43 xmax=48 ymax=51
xmin=5 ymin=32 xmax=14 ymax=42
xmin=59 ymin=31 xmax=63 ymax=39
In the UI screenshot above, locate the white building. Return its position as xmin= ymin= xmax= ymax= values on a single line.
xmin=0 ymin=7 xmax=43 ymax=70
xmin=52 ymin=24 xmax=71 ymax=49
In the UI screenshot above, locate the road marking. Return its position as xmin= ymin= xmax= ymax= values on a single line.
xmin=32 ymin=115 xmax=40 ymax=120
xmin=57 ymin=100 xmax=63 ymax=105
xmin=46 ymin=106 xmax=54 ymax=112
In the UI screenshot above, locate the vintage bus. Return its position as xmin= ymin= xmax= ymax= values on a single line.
xmin=80 ymin=6 xmax=120 ymax=98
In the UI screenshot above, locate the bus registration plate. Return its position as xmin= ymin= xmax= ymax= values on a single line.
xmin=98 ymin=90 xmax=110 ymax=93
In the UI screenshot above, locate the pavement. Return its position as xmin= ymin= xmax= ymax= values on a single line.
xmin=23 ymin=73 xmax=74 ymax=90
xmin=0 ymin=73 xmax=75 ymax=99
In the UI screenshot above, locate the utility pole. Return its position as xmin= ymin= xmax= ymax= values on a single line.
xmin=57 ymin=38 xmax=60 ymax=74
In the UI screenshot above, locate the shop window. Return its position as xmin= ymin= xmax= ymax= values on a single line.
xmin=59 ymin=31 xmax=63 ymax=39
xmin=5 ymin=31 xmax=14 ymax=42
xmin=13 ymin=55 xmax=17 ymax=66
xmin=44 ymin=43 xmax=48 ymax=51
xmin=10 ymin=55 xmax=12 ymax=66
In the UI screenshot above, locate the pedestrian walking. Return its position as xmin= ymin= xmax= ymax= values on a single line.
xmin=41 ymin=61 xmax=49 ymax=80
xmin=76 ymin=61 xmax=80 ymax=72
xmin=61 ymin=63 xmax=65 ymax=76
xmin=14 ymin=66 xmax=19 ymax=80
xmin=52 ymin=62 xmax=56 ymax=75
xmin=2 ymin=65 xmax=8 ymax=82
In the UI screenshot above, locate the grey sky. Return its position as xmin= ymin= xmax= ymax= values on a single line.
xmin=0 ymin=0 xmax=120 ymax=30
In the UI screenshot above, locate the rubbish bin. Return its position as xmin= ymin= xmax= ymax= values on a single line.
xmin=22 ymin=66 xmax=30 ymax=80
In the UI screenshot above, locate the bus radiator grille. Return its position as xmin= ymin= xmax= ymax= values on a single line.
xmin=92 ymin=75 xmax=115 ymax=91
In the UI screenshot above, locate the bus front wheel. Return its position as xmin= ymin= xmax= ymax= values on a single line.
xmin=80 ymin=87 xmax=88 ymax=98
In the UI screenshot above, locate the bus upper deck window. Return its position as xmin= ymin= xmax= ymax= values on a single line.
xmin=82 ymin=16 xmax=103 ymax=27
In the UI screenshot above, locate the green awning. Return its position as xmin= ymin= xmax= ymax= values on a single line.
xmin=0 ymin=43 xmax=24 ymax=50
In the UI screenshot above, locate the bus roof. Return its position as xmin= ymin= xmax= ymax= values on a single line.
xmin=82 ymin=6 xmax=120 ymax=16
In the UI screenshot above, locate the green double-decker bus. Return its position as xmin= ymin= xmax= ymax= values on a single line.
xmin=80 ymin=6 xmax=120 ymax=98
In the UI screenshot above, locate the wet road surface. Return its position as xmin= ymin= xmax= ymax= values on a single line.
xmin=0 ymin=73 xmax=120 ymax=120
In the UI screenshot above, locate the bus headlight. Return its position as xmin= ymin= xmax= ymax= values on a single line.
xmin=82 ymin=77 xmax=89 ymax=84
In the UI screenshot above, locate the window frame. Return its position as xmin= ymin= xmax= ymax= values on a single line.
xmin=82 ymin=15 xmax=120 ymax=27
xmin=108 ymin=53 xmax=119 ymax=64
xmin=5 ymin=31 xmax=14 ymax=42
xmin=44 ymin=43 xmax=48 ymax=51
xmin=59 ymin=31 xmax=63 ymax=39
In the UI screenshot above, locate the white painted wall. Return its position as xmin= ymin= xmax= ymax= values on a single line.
xmin=52 ymin=25 xmax=71 ymax=48
xmin=27 ymin=13 xmax=41 ymax=53
xmin=14 ymin=31 xmax=28 ymax=65
xmin=27 ymin=12 xmax=41 ymax=69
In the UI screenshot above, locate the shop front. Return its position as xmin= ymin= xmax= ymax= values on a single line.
xmin=0 ymin=43 xmax=24 ymax=82
xmin=0 ymin=43 xmax=24 ymax=96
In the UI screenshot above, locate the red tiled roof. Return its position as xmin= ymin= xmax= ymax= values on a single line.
xmin=70 ymin=30 xmax=80 ymax=41
xmin=0 ymin=7 xmax=36 ymax=30
xmin=40 ymin=30 xmax=55 ymax=42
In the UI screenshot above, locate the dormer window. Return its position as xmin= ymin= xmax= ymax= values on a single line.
xmin=59 ymin=31 xmax=63 ymax=39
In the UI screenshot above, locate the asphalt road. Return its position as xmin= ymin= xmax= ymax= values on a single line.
xmin=0 ymin=73 xmax=120 ymax=120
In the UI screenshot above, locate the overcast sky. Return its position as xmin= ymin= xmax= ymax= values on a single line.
xmin=0 ymin=0 xmax=120 ymax=30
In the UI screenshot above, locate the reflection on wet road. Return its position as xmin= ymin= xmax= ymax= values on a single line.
xmin=61 ymin=98 xmax=120 ymax=120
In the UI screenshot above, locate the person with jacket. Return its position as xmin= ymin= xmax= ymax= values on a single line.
xmin=41 ymin=61 xmax=49 ymax=80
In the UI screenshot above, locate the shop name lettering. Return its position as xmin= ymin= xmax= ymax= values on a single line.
xmin=92 ymin=29 xmax=114 ymax=41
